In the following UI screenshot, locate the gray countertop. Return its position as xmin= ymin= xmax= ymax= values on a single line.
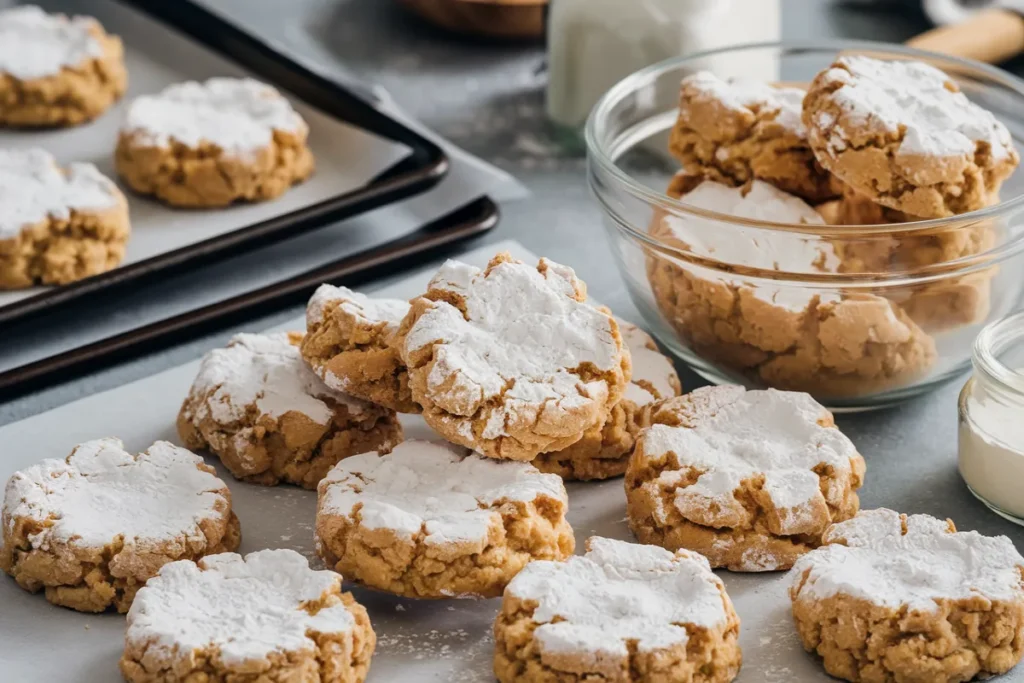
xmin=3 ymin=0 xmax=1023 ymax=553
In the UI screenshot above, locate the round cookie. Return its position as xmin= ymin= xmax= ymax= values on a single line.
xmin=790 ymin=508 xmax=1024 ymax=683
xmin=0 ymin=6 xmax=126 ymax=127
xmin=625 ymin=386 xmax=866 ymax=571
xmin=394 ymin=252 xmax=631 ymax=461
xmin=115 ymin=77 xmax=314 ymax=207
xmin=803 ymin=56 xmax=1019 ymax=218
xmin=121 ymin=549 xmax=375 ymax=683
xmin=301 ymin=284 xmax=418 ymax=413
xmin=0 ymin=438 xmax=240 ymax=613
xmin=493 ymin=536 xmax=742 ymax=683
xmin=532 ymin=321 xmax=682 ymax=481
xmin=669 ymin=70 xmax=838 ymax=203
xmin=0 ymin=148 xmax=130 ymax=289
xmin=178 ymin=332 xmax=402 ymax=490
xmin=316 ymin=439 xmax=574 ymax=599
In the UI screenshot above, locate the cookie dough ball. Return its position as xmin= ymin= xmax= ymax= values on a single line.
xmin=0 ymin=148 xmax=130 ymax=289
xmin=626 ymin=386 xmax=866 ymax=571
xmin=0 ymin=438 xmax=239 ymax=613
xmin=533 ymin=321 xmax=682 ymax=481
xmin=121 ymin=549 xmax=375 ymax=683
xmin=115 ymin=77 xmax=314 ymax=208
xmin=0 ymin=6 xmax=126 ymax=127
xmin=790 ymin=508 xmax=1024 ymax=683
xmin=178 ymin=332 xmax=402 ymax=490
xmin=669 ymin=71 xmax=838 ymax=203
xmin=301 ymin=284 xmax=418 ymax=413
xmin=395 ymin=252 xmax=631 ymax=461
xmin=316 ymin=440 xmax=574 ymax=599
xmin=803 ymin=56 xmax=1019 ymax=218
xmin=494 ymin=536 xmax=742 ymax=683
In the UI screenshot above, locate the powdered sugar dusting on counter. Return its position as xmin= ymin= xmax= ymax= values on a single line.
xmin=0 ymin=6 xmax=103 ymax=81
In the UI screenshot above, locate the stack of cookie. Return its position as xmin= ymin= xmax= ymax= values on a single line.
xmin=650 ymin=55 xmax=1019 ymax=399
xmin=0 ymin=6 xmax=314 ymax=290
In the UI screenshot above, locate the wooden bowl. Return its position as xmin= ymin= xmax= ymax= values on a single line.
xmin=398 ymin=0 xmax=547 ymax=40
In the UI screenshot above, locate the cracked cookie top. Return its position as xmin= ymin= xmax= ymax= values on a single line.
xmin=121 ymin=77 xmax=307 ymax=157
xmin=2 ymin=438 xmax=230 ymax=550
xmin=635 ymin=386 xmax=864 ymax=536
xmin=677 ymin=71 xmax=805 ymax=141
xmin=318 ymin=439 xmax=566 ymax=548
xmin=306 ymin=284 xmax=410 ymax=337
xmin=184 ymin=332 xmax=373 ymax=427
xmin=396 ymin=252 xmax=629 ymax=460
xmin=0 ymin=6 xmax=105 ymax=81
xmin=126 ymin=549 xmax=357 ymax=666
xmin=791 ymin=508 xmax=1024 ymax=611
xmin=0 ymin=148 xmax=122 ymax=240
xmin=619 ymin=321 xmax=680 ymax=406
xmin=504 ymin=536 xmax=733 ymax=661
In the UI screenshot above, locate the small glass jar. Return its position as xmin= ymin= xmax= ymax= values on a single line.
xmin=958 ymin=312 xmax=1024 ymax=526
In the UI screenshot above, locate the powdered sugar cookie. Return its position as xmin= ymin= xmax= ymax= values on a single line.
xmin=316 ymin=440 xmax=574 ymax=599
xmin=670 ymin=71 xmax=837 ymax=202
xmin=533 ymin=321 xmax=681 ymax=481
xmin=804 ymin=56 xmax=1019 ymax=218
xmin=115 ymin=77 xmax=314 ymax=208
xmin=790 ymin=508 xmax=1024 ymax=682
xmin=301 ymin=284 xmax=418 ymax=413
xmin=178 ymin=332 xmax=402 ymax=490
xmin=494 ymin=536 xmax=741 ymax=683
xmin=395 ymin=252 xmax=631 ymax=461
xmin=0 ymin=438 xmax=239 ymax=613
xmin=121 ymin=549 xmax=375 ymax=683
xmin=626 ymin=386 xmax=865 ymax=571
xmin=0 ymin=148 xmax=130 ymax=289
xmin=0 ymin=6 xmax=126 ymax=127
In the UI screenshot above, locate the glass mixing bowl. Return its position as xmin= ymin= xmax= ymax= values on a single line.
xmin=586 ymin=42 xmax=1024 ymax=410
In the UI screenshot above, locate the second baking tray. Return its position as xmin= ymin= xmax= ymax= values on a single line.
xmin=0 ymin=0 xmax=448 ymax=325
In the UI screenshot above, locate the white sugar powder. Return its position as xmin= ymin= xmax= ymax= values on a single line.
xmin=0 ymin=6 xmax=103 ymax=81
xmin=619 ymin=321 xmax=679 ymax=406
xmin=306 ymin=284 xmax=410 ymax=330
xmin=681 ymin=71 xmax=806 ymax=136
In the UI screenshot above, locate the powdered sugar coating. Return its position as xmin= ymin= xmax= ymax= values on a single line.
xmin=306 ymin=283 xmax=409 ymax=329
xmin=125 ymin=549 xmax=354 ymax=667
xmin=681 ymin=70 xmax=806 ymax=135
xmin=0 ymin=148 xmax=120 ymax=239
xmin=187 ymin=332 xmax=370 ymax=426
xmin=0 ymin=6 xmax=103 ymax=81
xmin=816 ymin=56 xmax=1014 ymax=162
xmin=506 ymin=536 xmax=730 ymax=657
xmin=642 ymin=389 xmax=859 ymax=530
xmin=2 ymin=438 xmax=228 ymax=550
xmin=791 ymin=508 xmax=1024 ymax=612
xmin=319 ymin=440 xmax=567 ymax=547
xmin=122 ymin=78 xmax=306 ymax=158
xmin=619 ymin=321 xmax=680 ymax=406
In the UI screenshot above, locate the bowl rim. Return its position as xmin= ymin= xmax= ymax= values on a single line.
xmin=584 ymin=39 xmax=1024 ymax=237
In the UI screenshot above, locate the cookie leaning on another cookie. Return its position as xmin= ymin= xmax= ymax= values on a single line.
xmin=178 ymin=332 xmax=402 ymax=490
xmin=316 ymin=440 xmax=574 ymax=599
xmin=115 ymin=77 xmax=314 ymax=208
xmin=0 ymin=6 xmax=127 ymax=127
xmin=121 ymin=549 xmax=375 ymax=683
xmin=626 ymin=386 xmax=865 ymax=571
xmin=0 ymin=438 xmax=240 ymax=613
xmin=790 ymin=508 xmax=1024 ymax=683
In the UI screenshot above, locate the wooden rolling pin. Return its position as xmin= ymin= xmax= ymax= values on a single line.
xmin=907 ymin=7 xmax=1024 ymax=63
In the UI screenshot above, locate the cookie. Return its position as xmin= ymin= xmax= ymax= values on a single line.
xmin=648 ymin=175 xmax=937 ymax=398
xmin=0 ymin=148 xmax=130 ymax=289
xmin=0 ymin=438 xmax=239 ymax=613
xmin=121 ymin=549 xmax=375 ymax=683
xmin=532 ymin=321 xmax=682 ymax=481
xmin=803 ymin=56 xmax=1019 ymax=218
xmin=625 ymin=386 xmax=866 ymax=571
xmin=316 ymin=440 xmax=574 ymax=599
xmin=115 ymin=77 xmax=314 ymax=207
xmin=301 ymin=284 xmax=418 ymax=413
xmin=493 ymin=536 xmax=742 ymax=683
xmin=394 ymin=252 xmax=631 ymax=461
xmin=669 ymin=71 xmax=837 ymax=203
xmin=790 ymin=508 xmax=1024 ymax=683
xmin=178 ymin=332 xmax=402 ymax=490
xmin=0 ymin=6 xmax=126 ymax=127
